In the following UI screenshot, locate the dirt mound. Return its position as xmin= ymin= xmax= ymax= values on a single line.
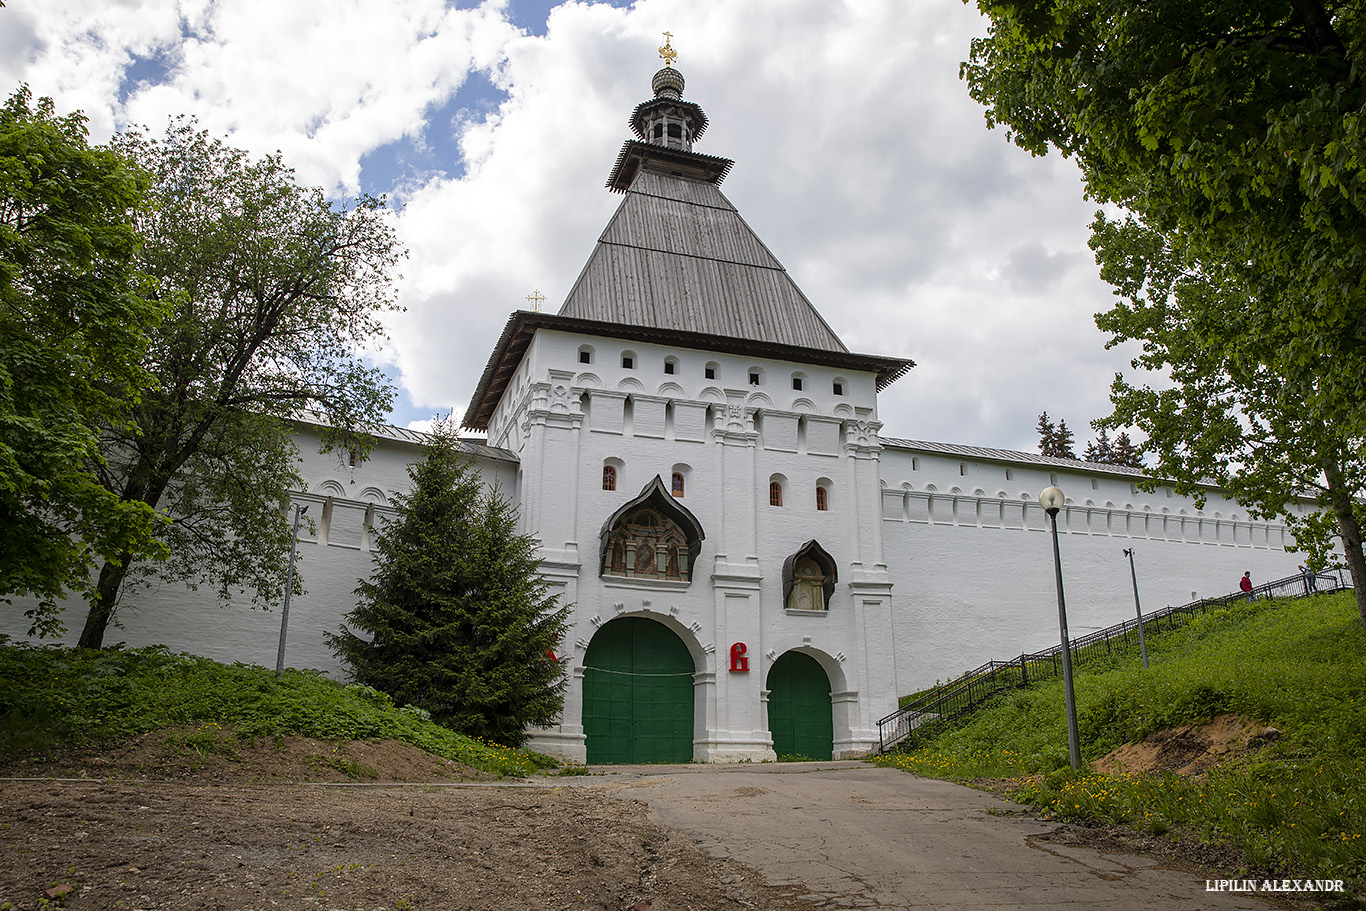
xmin=0 ymin=726 xmax=492 ymax=783
xmin=0 ymin=730 xmax=804 ymax=910
xmin=1092 ymin=713 xmax=1282 ymax=776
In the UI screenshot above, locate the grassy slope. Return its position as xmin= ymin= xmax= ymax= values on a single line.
xmin=0 ymin=642 xmax=557 ymax=776
xmin=876 ymin=591 xmax=1366 ymax=893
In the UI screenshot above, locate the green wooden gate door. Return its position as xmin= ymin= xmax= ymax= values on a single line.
xmin=768 ymin=651 xmax=833 ymax=760
xmin=583 ymin=617 xmax=694 ymax=764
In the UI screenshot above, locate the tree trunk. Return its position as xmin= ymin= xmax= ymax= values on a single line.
xmin=77 ymin=554 xmax=133 ymax=649
xmin=1323 ymin=457 xmax=1366 ymax=633
xmin=77 ymin=452 xmax=178 ymax=648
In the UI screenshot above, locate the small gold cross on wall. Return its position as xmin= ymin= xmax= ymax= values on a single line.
xmin=526 ymin=289 xmax=546 ymax=312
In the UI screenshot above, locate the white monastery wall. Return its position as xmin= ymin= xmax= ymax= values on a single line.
xmin=879 ymin=444 xmax=1307 ymax=693
xmin=0 ymin=425 xmax=517 ymax=679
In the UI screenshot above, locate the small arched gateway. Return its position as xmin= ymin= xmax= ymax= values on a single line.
xmin=583 ymin=616 xmax=695 ymax=764
xmin=583 ymin=478 xmax=707 ymax=763
xmin=767 ymin=651 xmax=833 ymax=760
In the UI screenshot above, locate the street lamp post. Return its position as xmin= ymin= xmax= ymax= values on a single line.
xmin=1039 ymin=486 xmax=1081 ymax=771
xmin=1123 ymin=547 xmax=1150 ymax=669
xmin=276 ymin=503 xmax=308 ymax=679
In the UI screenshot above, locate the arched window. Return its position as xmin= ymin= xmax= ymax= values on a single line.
xmin=815 ymin=486 xmax=828 ymax=511
xmin=671 ymin=472 xmax=685 ymax=497
xmin=769 ymin=480 xmax=783 ymax=507
xmin=603 ymin=465 xmax=616 ymax=491
xmin=782 ymin=541 xmax=837 ymax=611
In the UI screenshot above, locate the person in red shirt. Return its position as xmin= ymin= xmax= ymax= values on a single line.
xmin=1240 ymin=571 xmax=1253 ymax=602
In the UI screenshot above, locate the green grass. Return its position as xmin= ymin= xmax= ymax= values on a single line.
xmin=0 ymin=642 xmax=558 ymax=777
xmin=875 ymin=592 xmax=1366 ymax=897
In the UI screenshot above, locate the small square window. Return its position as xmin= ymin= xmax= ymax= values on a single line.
xmin=833 ymin=382 xmax=844 ymax=396
xmin=579 ymin=351 xmax=590 ymax=364
xmin=792 ymin=377 xmax=803 ymax=391
xmin=705 ymin=366 xmax=716 ymax=380
xmin=749 ymin=372 xmax=760 ymax=386
xmin=664 ymin=361 xmax=675 ymax=375
xmin=622 ymin=356 xmax=633 ymax=369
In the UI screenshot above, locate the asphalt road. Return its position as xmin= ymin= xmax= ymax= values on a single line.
xmin=550 ymin=760 xmax=1293 ymax=910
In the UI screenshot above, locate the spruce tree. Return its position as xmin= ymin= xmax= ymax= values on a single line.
xmin=1111 ymin=432 xmax=1146 ymax=469
xmin=1083 ymin=428 xmax=1113 ymax=464
xmin=1037 ymin=412 xmax=1079 ymax=459
xmin=1035 ymin=412 xmax=1056 ymax=456
xmin=1052 ymin=419 xmax=1077 ymax=460
xmin=329 ymin=424 xmax=568 ymax=746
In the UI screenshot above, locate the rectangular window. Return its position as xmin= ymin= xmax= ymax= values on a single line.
xmin=792 ymin=377 xmax=803 ymax=391
xmin=833 ymin=382 xmax=844 ymax=396
xmin=705 ymin=366 xmax=716 ymax=379
xmin=622 ymin=356 xmax=633 ymax=369
xmin=749 ymin=372 xmax=760 ymax=386
xmin=579 ymin=351 xmax=590 ymax=364
xmin=664 ymin=361 xmax=675 ymax=375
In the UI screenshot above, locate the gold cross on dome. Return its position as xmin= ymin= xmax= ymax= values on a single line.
xmin=659 ymin=32 xmax=677 ymax=67
xmin=526 ymin=289 xmax=546 ymax=312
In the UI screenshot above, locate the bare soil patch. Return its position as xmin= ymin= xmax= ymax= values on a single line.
xmin=1092 ymin=713 xmax=1280 ymax=777
xmin=0 ymin=732 xmax=807 ymax=911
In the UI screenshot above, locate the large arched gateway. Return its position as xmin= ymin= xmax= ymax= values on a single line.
xmin=582 ymin=616 xmax=695 ymax=763
xmin=767 ymin=651 xmax=834 ymax=760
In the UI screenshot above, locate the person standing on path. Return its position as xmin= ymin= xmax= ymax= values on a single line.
xmin=1241 ymin=571 xmax=1254 ymax=602
xmin=1300 ymin=564 xmax=1319 ymax=594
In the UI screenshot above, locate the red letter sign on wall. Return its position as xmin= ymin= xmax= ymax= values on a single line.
xmin=729 ymin=642 xmax=749 ymax=672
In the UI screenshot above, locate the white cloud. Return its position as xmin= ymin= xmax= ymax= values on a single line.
xmin=3 ymin=0 xmax=1139 ymax=455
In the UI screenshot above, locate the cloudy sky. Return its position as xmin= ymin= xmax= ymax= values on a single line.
xmin=2 ymin=0 xmax=1141 ymax=454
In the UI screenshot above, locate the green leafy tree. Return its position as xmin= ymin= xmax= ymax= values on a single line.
xmin=77 ymin=122 xmax=401 ymax=648
xmin=0 ymin=87 xmax=165 ymax=634
xmin=963 ymin=0 xmax=1366 ymax=428
xmin=329 ymin=424 xmax=569 ymax=746
xmin=964 ymin=0 xmax=1366 ymax=628
xmin=1091 ymin=213 xmax=1366 ymax=629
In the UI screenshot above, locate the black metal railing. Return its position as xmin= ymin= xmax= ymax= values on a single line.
xmin=876 ymin=569 xmax=1349 ymax=753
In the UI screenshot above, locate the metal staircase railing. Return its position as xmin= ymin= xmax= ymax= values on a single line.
xmin=876 ymin=569 xmax=1349 ymax=754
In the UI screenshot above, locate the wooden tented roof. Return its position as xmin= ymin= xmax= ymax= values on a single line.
xmin=558 ymin=168 xmax=849 ymax=354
